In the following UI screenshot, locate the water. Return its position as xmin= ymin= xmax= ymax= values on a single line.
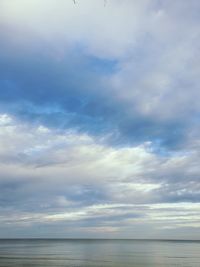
xmin=0 ymin=239 xmax=200 ymax=267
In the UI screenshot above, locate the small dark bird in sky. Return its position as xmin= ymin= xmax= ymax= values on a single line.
xmin=73 ymin=0 xmax=107 ymax=6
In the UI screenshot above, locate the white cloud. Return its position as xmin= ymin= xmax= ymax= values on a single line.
xmin=0 ymin=0 xmax=200 ymax=238
xmin=0 ymin=0 xmax=162 ymax=58
xmin=0 ymin=114 xmax=199 ymax=193
xmin=0 ymin=114 xmax=157 ymax=185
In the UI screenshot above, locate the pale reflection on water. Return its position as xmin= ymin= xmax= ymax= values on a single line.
xmin=0 ymin=239 xmax=200 ymax=267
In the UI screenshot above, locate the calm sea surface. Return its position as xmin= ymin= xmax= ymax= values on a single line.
xmin=0 ymin=239 xmax=199 ymax=267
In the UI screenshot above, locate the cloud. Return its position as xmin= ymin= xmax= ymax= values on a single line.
xmin=0 ymin=114 xmax=199 ymax=238
xmin=0 ymin=0 xmax=200 ymax=238
xmin=0 ymin=0 xmax=199 ymax=150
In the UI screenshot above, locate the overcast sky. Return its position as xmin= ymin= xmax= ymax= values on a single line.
xmin=0 ymin=0 xmax=200 ymax=239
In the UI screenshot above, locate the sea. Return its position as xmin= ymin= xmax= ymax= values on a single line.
xmin=0 ymin=239 xmax=199 ymax=267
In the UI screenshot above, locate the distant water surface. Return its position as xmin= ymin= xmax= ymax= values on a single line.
xmin=0 ymin=239 xmax=200 ymax=267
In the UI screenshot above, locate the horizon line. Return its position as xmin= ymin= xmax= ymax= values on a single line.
xmin=0 ymin=238 xmax=199 ymax=242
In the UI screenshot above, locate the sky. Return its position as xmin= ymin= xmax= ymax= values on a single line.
xmin=0 ymin=0 xmax=200 ymax=239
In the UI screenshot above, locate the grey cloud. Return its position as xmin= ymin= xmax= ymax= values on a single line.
xmin=1 ymin=0 xmax=200 ymax=150
xmin=0 ymin=116 xmax=199 ymax=214
xmin=0 ymin=0 xmax=200 ymax=238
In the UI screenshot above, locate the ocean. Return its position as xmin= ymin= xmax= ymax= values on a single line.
xmin=0 ymin=239 xmax=199 ymax=267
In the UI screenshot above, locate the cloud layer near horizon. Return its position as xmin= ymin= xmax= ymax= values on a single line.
xmin=0 ymin=0 xmax=200 ymax=238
